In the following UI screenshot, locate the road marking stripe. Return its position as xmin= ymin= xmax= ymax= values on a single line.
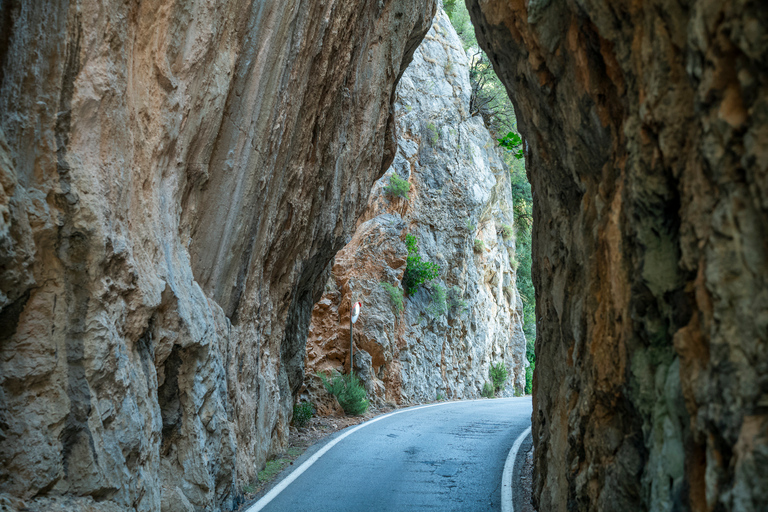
xmin=246 ymin=397 xmax=520 ymax=511
xmin=501 ymin=425 xmax=532 ymax=512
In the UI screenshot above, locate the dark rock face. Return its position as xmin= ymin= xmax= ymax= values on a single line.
xmin=0 ymin=0 xmax=435 ymax=509
xmin=467 ymin=1 xmax=767 ymax=511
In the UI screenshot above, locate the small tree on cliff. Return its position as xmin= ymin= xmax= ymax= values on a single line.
xmin=402 ymin=234 xmax=440 ymax=295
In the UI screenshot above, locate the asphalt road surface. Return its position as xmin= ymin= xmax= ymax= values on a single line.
xmin=249 ymin=397 xmax=532 ymax=512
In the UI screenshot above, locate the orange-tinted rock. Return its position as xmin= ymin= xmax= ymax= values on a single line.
xmin=306 ymin=10 xmax=528 ymax=409
xmin=467 ymin=0 xmax=768 ymax=510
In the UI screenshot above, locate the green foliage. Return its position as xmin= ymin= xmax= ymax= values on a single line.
xmin=490 ymin=362 xmax=508 ymax=394
xmin=319 ymin=371 xmax=369 ymax=416
xmin=380 ymin=282 xmax=404 ymax=317
xmin=436 ymin=392 xmax=444 ymax=401
xmin=426 ymin=283 xmax=448 ymax=318
xmin=384 ymin=173 xmax=410 ymax=200
xmin=243 ymin=483 xmax=255 ymax=494
xmin=425 ymin=122 xmax=439 ymax=145
xmin=292 ymin=401 xmax=314 ymax=428
xmin=481 ymin=382 xmax=495 ymax=398
xmin=402 ymin=234 xmax=441 ymax=295
xmin=448 ymin=285 xmax=468 ymax=314
xmin=497 ymin=131 xmax=524 ymax=159
xmin=465 ymin=218 xmax=476 ymax=232
xmin=525 ymin=360 xmax=535 ymax=395
xmin=501 ymin=224 xmax=514 ymax=239
xmin=445 ymin=1 xmax=477 ymax=50
xmin=473 ymin=239 xmax=485 ymax=253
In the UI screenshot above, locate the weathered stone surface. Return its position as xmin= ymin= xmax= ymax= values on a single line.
xmin=468 ymin=0 xmax=768 ymax=511
xmin=305 ymin=10 xmax=527 ymax=407
xmin=0 ymin=0 xmax=435 ymax=509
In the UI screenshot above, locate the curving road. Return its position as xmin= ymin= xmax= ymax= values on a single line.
xmin=247 ymin=397 xmax=532 ymax=512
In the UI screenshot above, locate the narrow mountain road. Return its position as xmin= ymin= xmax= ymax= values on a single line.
xmin=248 ymin=397 xmax=533 ymax=512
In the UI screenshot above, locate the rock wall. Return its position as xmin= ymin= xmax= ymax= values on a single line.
xmin=467 ymin=1 xmax=768 ymax=511
xmin=305 ymin=9 xmax=527 ymax=407
xmin=0 ymin=0 xmax=436 ymax=510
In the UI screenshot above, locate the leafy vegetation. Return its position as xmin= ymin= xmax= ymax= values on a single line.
xmin=500 ymin=224 xmax=514 ymax=239
xmin=448 ymin=285 xmax=468 ymax=314
xmin=481 ymin=382 xmax=495 ymax=398
xmin=473 ymin=239 xmax=485 ymax=253
xmin=384 ymin=173 xmax=411 ymax=200
xmin=381 ymin=282 xmax=404 ymax=317
xmin=426 ymin=283 xmax=448 ymax=318
xmin=427 ymin=123 xmax=439 ymax=145
xmin=292 ymin=402 xmax=314 ymax=428
xmin=402 ymin=234 xmax=441 ymax=295
xmin=490 ymin=362 xmax=508 ymax=394
xmin=525 ymin=360 xmax=535 ymax=395
xmin=465 ymin=218 xmax=476 ymax=233
xmin=446 ymin=2 xmax=537 ymax=392
xmin=319 ymin=371 xmax=369 ymax=416
xmin=498 ymin=131 xmax=524 ymax=160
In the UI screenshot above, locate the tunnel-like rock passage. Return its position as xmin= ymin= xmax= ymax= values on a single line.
xmin=467 ymin=1 xmax=767 ymax=511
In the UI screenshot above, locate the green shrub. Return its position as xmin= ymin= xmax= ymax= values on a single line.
xmin=384 ymin=173 xmax=410 ymax=200
xmin=501 ymin=224 xmax=514 ymax=239
xmin=292 ymin=401 xmax=314 ymax=428
xmin=426 ymin=283 xmax=448 ymax=318
xmin=448 ymin=285 xmax=468 ymax=314
xmin=510 ymin=257 xmax=519 ymax=270
xmin=319 ymin=371 xmax=369 ymax=416
xmin=426 ymin=122 xmax=439 ymax=145
xmin=474 ymin=239 xmax=486 ymax=253
xmin=498 ymin=131 xmax=524 ymax=160
xmin=481 ymin=382 xmax=495 ymax=398
xmin=465 ymin=218 xmax=476 ymax=232
xmin=402 ymin=234 xmax=440 ymax=295
xmin=490 ymin=362 xmax=508 ymax=393
xmin=525 ymin=360 xmax=535 ymax=395
xmin=381 ymin=282 xmax=404 ymax=317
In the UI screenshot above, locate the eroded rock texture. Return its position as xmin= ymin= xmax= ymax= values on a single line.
xmin=305 ymin=10 xmax=527 ymax=406
xmin=0 ymin=0 xmax=436 ymax=509
xmin=467 ymin=0 xmax=768 ymax=511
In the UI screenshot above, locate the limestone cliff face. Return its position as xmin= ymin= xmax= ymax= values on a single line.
xmin=305 ymin=10 xmax=527 ymax=407
xmin=467 ymin=1 xmax=768 ymax=511
xmin=0 ymin=0 xmax=436 ymax=510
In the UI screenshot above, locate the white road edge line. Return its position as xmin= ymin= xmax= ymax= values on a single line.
xmin=501 ymin=425 xmax=532 ymax=512
xmin=246 ymin=397 xmax=520 ymax=512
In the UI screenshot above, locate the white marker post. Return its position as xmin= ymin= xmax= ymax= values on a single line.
xmin=350 ymin=300 xmax=361 ymax=374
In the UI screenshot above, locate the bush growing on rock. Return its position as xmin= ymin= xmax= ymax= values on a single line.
xmin=292 ymin=401 xmax=314 ymax=428
xmin=473 ymin=239 xmax=486 ymax=253
xmin=426 ymin=283 xmax=448 ymax=318
xmin=448 ymin=285 xmax=468 ymax=314
xmin=490 ymin=362 xmax=508 ymax=394
xmin=481 ymin=382 xmax=495 ymax=398
xmin=380 ymin=282 xmax=404 ymax=317
xmin=525 ymin=360 xmax=534 ymax=395
xmin=384 ymin=173 xmax=410 ymax=200
xmin=402 ymin=234 xmax=440 ymax=295
xmin=500 ymin=224 xmax=513 ymax=239
xmin=319 ymin=371 xmax=369 ymax=416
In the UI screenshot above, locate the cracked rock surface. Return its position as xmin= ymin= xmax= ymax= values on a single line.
xmin=305 ymin=10 xmax=527 ymax=407
xmin=467 ymin=0 xmax=768 ymax=511
xmin=0 ymin=0 xmax=436 ymax=509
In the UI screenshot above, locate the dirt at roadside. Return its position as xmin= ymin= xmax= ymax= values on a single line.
xmin=517 ymin=446 xmax=537 ymax=512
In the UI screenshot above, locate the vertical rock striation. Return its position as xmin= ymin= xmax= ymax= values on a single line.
xmin=467 ymin=1 xmax=768 ymax=511
xmin=305 ymin=10 xmax=527 ymax=407
xmin=0 ymin=0 xmax=436 ymax=510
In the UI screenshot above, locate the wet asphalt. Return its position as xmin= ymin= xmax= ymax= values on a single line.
xmin=254 ymin=396 xmax=532 ymax=512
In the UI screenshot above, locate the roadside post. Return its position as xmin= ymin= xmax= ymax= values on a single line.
xmin=350 ymin=300 xmax=361 ymax=374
